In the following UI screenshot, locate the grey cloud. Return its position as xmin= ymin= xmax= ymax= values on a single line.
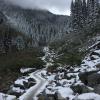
xmin=5 ymin=0 xmax=71 ymax=15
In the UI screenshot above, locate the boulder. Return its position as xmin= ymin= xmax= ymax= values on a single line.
xmin=23 ymin=81 xmax=28 ymax=88
xmin=71 ymin=85 xmax=92 ymax=94
xmin=28 ymin=78 xmax=35 ymax=82
xmin=28 ymin=82 xmax=36 ymax=88
xmin=96 ymin=63 xmax=100 ymax=68
xmin=90 ymin=52 xmax=100 ymax=58
xmin=79 ymin=72 xmax=89 ymax=85
xmin=79 ymin=71 xmax=100 ymax=85
xmin=8 ymin=90 xmax=22 ymax=98
xmin=94 ymin=84 xmax=100 ymax=95
xmin=88 ymin=73 xmax=100 ymax=87
xmin=38 ymin=94 xmax=56 ymax=100
xmin=14 ymin=84 xmax=25 ymax=90
xmin=56 ymin=82 xmax=62 ymax=86
xmin=90 ymin=55 xmax=99 ymax=60
xmin=97 ymin=43 xmax=100 ymax=49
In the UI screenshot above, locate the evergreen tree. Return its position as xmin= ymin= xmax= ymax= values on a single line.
xmin=82 ymin=0 xmax=87 ymax=26
xmin=71 ymin=0 xmax=75 ymax=29
xmin=71 ymin=0 xmax=84 ymax=31
xmin=74 ymin=0 xmax=80 ymax=30
xmin=87 ymin=0 xmax=99 ymax=28
xmin=78 ymin=0 xmax=83 ymax=28
xmin=71 ymin=0 xmax=99 ymax=32
xmin=93 ymin=0 xmax=99 ymax=24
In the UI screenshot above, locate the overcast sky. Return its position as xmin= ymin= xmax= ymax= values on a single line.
xmin=6 ymin=0 xmax=71 ymax=15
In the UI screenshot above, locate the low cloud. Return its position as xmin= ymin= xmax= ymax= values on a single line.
xmin=5 ymin=0 xmax=71 ymax=15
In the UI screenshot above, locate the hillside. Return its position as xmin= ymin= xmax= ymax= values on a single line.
xmin=0 ymin=0 xmax=70 ymax=46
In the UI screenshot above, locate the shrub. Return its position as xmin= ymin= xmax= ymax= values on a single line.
xmin=0 ymin=49 xmax=45 ymax=73
xmin=47 ymin=64 xmax=59 ymax=73
xmin=55 ymin=51 xmax=84 ymax=66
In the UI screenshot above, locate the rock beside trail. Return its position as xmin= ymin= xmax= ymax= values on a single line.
xmin=78 ymin=71 xmax=100 ymax=95
xmin=71 ymin=85 xmax=93 ymax=94
xmin=94 ymin=84 xmax=100 ymax=95
xmin=79 ymin=71 xmax=100 ymax=86
xmin=38 ymin=94 xmax=56 ymax=100
xmin=8 ymin=90 xmax=22 ymax=98
xmin=88 ymin=73 xmax=100 ymax=87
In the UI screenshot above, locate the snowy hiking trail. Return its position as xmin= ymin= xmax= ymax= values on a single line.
xmin=19 ymin=47 xmax=53 ymax=100
xmin=0 ymin=47 xmax=53 ymax=100
xmin=19 ymin=69 xmax=47 ymax=100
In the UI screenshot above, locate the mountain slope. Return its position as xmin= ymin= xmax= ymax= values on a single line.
xmin=0 ymin=0 xmax=70 ymax=46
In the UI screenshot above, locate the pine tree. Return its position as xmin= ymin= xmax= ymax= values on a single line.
xmin=71 ymin=0 xmax=99 ymax=32
xmin=74 ymin=0 xmax=79 ymax=30
xmin=93 ymin=0 xmax=99 ymax=24
xmin=71 ymin=0 xmax=83 ymax=31
xmin=71 ymin=0 xmax=75 ymax=29
xmin=82 ymin=0 xmax=87 ymax=26
xmin=87 ymin=0 xmax=99 ymax=28
xmin=78 ymin=0 xmax=83 ymax=28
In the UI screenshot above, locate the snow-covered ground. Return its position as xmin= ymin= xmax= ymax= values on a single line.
xmin=19 ymin=69 xmax=48 ymax=100
xmin=0 ymin=93 xmax=16 ymax=100
xmin=77 ymin=93 xmax=100 ymax=100
xmin=42 ymin=47 xmax=55 ymax=67
xmin=38 ymin=46 xmax=100 ymax=100
xmin=18 ymin=47 xmax=54 ymax=100
xmin=1 ymin=45 xmax=100 ymax=100
xmin=18 ymin=47 xmax=57 ymax=100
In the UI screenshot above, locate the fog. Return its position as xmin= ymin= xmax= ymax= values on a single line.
xmin=5 ymin=0 xmax=71 ymax=15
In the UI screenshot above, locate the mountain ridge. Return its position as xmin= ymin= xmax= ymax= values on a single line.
xmin=0 ymin=1 xmax=70 ymax=46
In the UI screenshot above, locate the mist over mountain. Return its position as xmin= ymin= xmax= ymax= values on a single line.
xmin=0 ymin=0 xmax=70 ymax=46
xmin=4 ymin=0 xmax=70 ymax=15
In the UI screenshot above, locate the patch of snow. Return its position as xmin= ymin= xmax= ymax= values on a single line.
xmin=94 ymin=50 xmax=100 ymax=55
xmin=19 ymin=69 xmax=47 ymax=100
xmin=91 ymin=55 xmax=100 ymax=59
xmin=46 ymin=62 xmax=53 ymax=67
xmin=15 ymin=78 xmax=28 ymax=86
xmin=77 ymin=93 xmax=100 ymax=100
xmin=97 ymin=71 xmax=100 ymax=74
xmin=0 ymin=93 xmax=16 ymax=100
xmin=87 ymin=86 xmax=94 ymax=91
xmin=45 ymin=88 xmax=55 ymax=95
xmin=12 ymin=87 xmax=25 ymax=93
xmin=20 ymin=68 xmax=35 ymax=73
xmin=88 ymin=41 xmax=100 ymax=50
xmin=47 ymin=75 xmax=56 ymax=81
xmin=57 ymin=87 xmax=73 ymax=99
xmin=33 ymin=81 xmax=49 ymax=100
